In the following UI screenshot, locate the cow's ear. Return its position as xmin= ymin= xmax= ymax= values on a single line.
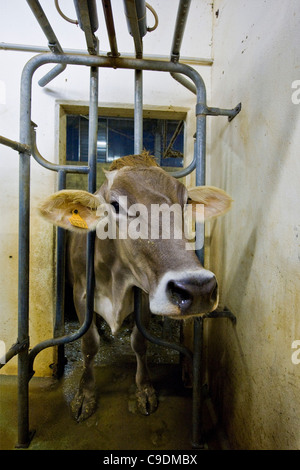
xmin=187 ymin=186 xmax=233 ymax=221
xmin=39 ymin=189 xmax=105 ymax=232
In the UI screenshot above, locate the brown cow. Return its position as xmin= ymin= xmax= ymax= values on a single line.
xmin=39 ymin=152 xmax=232 ymax=421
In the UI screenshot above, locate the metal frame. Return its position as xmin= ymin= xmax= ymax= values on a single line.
xmin=0 ymin=0 xmax=239 ymax=449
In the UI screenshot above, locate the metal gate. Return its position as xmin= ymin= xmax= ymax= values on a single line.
xmin=0 ymin=0 xmax=239 ymax=449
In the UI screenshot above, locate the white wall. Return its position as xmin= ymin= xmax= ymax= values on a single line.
xmin=208 ymin=0 xmax=300 ymax=450
xmin=0 ymin=0 xmax=212 ymax=375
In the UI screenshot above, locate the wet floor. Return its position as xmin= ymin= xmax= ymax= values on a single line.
xmin=0 ymin=319 xmax=229 ymax=451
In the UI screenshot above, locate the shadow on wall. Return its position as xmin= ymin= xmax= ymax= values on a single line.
xmin=206 ymin=19 xmax=300 ymax=446
xmin=206 ymin=227 xmax=257 ymax=431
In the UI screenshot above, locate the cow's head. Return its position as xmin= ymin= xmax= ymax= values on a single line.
xmin=39 ymin=153 xmax=232 ymax=319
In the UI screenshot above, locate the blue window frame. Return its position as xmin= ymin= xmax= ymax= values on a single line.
xmin=66 ymin=115 xmax=184 ymax=168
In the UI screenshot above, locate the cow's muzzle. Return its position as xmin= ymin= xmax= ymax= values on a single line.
xmin=149 ymin=269 xmax=219 ymax=318
xmin=166 ymin=274 xmax=218 ymax=315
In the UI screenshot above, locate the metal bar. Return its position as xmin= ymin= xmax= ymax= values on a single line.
xmin=123 ymin=0 xmax=144 ymax=58
xmin=134 ymin=69 xmax=143 ymax=154
xmin=74 ymin=0 xmax=99 ymax=33
xmin=54 ymin=170 xmax=67 ymax=379
xmin=134 ymin=287 xmax=193 ymax=361
xmin=26 ymin=0 xmax=63 ymax=53
xmin=28 ymin=67 xmax=99 ymax=375
xmin=169 ymin=141 xmax=196 ymax=178
xmin=0 ymin=135 xmax=31 ymax=155
xmin=170 ymin=0 xmax=206 ymax=446
xmin=191 ymin=114 xmax=206 ymax=449
xmin=204 ymin=308 xmax=237 ymax=325
xmin=170 ymin=72 xmax=197 ymax=94
xmin=101 ymin=0 xmax=120 ymax=57
xmin=0 ymin=340 xmax=28 ymax=370
xmin=19 ymin=54 xmax=207 ymax=92
xmin=87 ymin=66 xmax=99 ymax=193
xmin=26 ymin=0 xmax=66 ymax=87
xmin=73 ymin=0 xmax=99 ymax=55
xmin=16 ymin=57 xmax=33 ymax=448
xmin=170 ymin=0 xmax=192 ymax=62
xmin=0 ymin=43 xmax=213 ymax=66
xmin=38 ymin=64 xmax=66 ymax=88
xmin=123 ymin=0 xmax=147 ymax=40
xmin=31 ymin=125 xmax=89 ymax=174
xmin=133 ymin=65 xmax=145 ymax=358
xmin=196 ymin=103 xmax=242 ymax=122
xmin=192 ymin=317 xmax=205 ymax=448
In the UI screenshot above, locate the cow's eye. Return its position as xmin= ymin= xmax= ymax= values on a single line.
xmin=110 ymin=201 xmax=120 ymax=214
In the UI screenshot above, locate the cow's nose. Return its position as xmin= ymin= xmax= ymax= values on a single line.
xmin=166 ymin=274 xmax=218 ymax=314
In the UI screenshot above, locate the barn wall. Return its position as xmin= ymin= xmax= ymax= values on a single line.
xmin=0 ymin=0 xmax=212 ymax=376
xmin=207 ymin=0 xmax=300 ymax=449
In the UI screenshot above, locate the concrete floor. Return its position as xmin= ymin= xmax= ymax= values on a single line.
xmin=0 ymin=320 xmax=229 ymax=451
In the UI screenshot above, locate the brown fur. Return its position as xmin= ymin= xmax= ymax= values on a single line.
xmin=109 ymin=150 xmax=159 ymax=171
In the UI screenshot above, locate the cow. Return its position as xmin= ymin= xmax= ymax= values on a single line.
xmin=39 ymin=151 xmax=232 ymax=422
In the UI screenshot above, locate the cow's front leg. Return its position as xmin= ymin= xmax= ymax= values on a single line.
xmin=71 ymin=285 xmax=100 ymax=422
xmin=131 ymin=301 xmax=158 ymax=415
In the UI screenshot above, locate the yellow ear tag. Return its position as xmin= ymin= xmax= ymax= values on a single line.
xmin=69 ymin=209 xmax=88 ymax=229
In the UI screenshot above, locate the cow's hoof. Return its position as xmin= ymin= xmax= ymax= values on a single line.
xmin=70 ymin=391 xmax=97 ymax=422
xmin=136 ymin=385 xmax=158 ymax=415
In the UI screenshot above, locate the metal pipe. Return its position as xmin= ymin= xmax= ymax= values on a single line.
xmin=134 ymin=287 xmax=193 ymax=361
xmin=74 ymin=0 xmax=99 ymax=33
xmin=133 ymin=65 xmax=145 ymax=362
xmin=192 ymin=317 xmax=205 ymax=448
xmin=101 ymin=0 xmax=119 ymax=57
xmin=0 ymin=340 xmax=28 ymax=370
xmin=26 ymin=0 xmax=63 ymax=53
xmin=26 ymin=0 xmax=67 ymax=86
xmin=170 ymin=72 xmax=197 ymax=94
xmin=54 ymin=170 xmax=67 ymax=378
xmin=28 ymin=235 xmax=95 ymax=374
xmin=31 ymin=126 xmax=89 ymax=174
xmin=87 ymin=66 xmax=99 ymax=193
xmin=16 ymin=55 xmax=33 ymax=448
xmin=123 ymin=0 xmax=147 ymax=39
xmin=170 ymin=0 xmax=206 ymax=447
xmin=170 ymin=0 xmax=192 ymax=62
xmin=169 ymin=140 xmax=196 ymax=179
xmin=134 ymin=69 xmax=143 ymax=154
xmin=0 ymin=42 xmax=213 ymax=66
xmin=0 ymin=135 xmax=31 ymax=155
xmin=19 ymin=54 xmax=206 ymax=92
xmin=38 ymin=64 xmax=67 ymax=87
xmin=73 ymin=0 xmax=99 ymax=55
xmin=28 ymin=66 xmax=99 ymax=376
xmin=123 ymin=0 xmax=145 ymax=58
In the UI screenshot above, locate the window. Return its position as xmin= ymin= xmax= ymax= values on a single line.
xmin=66 ymin=115 xmax=184 ymax=168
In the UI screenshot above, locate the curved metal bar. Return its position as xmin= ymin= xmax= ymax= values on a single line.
xmin=203 ymin=308 xmax=237 ymax=325
xmin=31 ymin=126 xmax=89 ymax=174
xmin=38 ymin=63 xmax=67 ymax=87
xmin=21 ymin=52 xmax=207 ymax=102
xmin=170 ymin=72 xmax=197 ymax=94
xmin=134 ymin=287 xmax=193 ymax=361
xmin=28 ymin=231 xmax=95 ymax=375
xmin=168 ymin=151 xmax=196 ymax=178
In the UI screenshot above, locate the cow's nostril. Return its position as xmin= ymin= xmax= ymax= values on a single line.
xmin=167 ymin=280 xmax=193 ymax=310
xmin=166 ymin=274 xmax=218 ymax=314
xmin=210 ymin=278 xmax=218 ymax=303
